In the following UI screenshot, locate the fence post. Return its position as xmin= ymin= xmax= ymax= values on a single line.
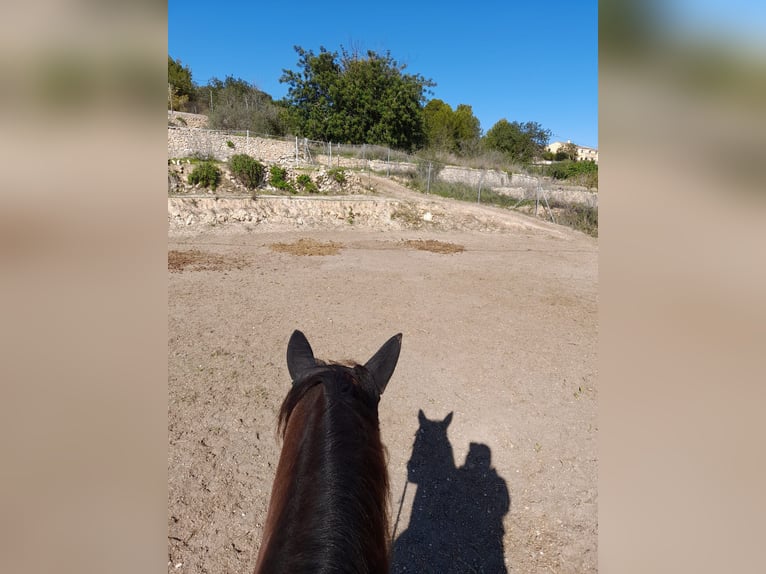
xmin=477 ymin=176 xmax=482 ymax=204
xmin=246 ymin=130 xmax=249 ymax=146
xmin=386 ymin=147 xmax=390 ymax=177
xmin=426 ymin=162 xmax=432 ymax=194
xmin=535 ymin=184 xmax=539 ymax=217
xmin=329 ymin=142 xmax=332 ymax=167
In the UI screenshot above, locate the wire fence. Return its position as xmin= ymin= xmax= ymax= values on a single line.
xmin=167 ymin=124 xmax=598 ymax=218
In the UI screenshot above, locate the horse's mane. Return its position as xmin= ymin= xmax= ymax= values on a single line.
xmin=265 ymin=362 xmax=390 ymax=574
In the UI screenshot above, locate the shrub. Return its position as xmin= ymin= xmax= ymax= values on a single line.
xmin=550 ymin=202 xmax=599 ymax=237
xmin=296 ymin=173 xmax=319 ymax=193
xmin=187 ymin=161 xmax=221 ymax=190
xmin=327 ymin=167 xmax=347 ymax=184
xmin=541 ymin=160 xmax=598 ymax=188
xmin=269 ymin=165 xmax=295 ymax=193
xmin=226 ymin=140 xmax=235 ymax=148
xmin=229 ymin=154 xmax=265 ymax=189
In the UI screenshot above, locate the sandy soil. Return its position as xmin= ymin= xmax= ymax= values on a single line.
xmin=168 ymin=180 xmax=598 ymax=573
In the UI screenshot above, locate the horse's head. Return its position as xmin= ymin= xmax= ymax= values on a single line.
xmin=406 ymin=409 xmax=455 ymax=483
xmin=256 ymin=331 xmax=403 ymax=574
xmin=280 ymin=330 xmax=402 ymax=430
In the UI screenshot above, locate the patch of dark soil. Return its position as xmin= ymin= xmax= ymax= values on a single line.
xmin=168 ymin=250 xmax=248 ymax=272
xmin=401 ymin=239 xmax=465 ymax=254
xmin=269 ymin=238 xmax=343 ymax=256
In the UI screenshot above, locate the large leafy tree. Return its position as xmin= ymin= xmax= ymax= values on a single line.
xmin=423 ymin=99 xmax=481 ymax=154
xmin=280 ymin=46 xmax=434 ymax=151
xmin=483 ymin=119 xmax=551 ymax=163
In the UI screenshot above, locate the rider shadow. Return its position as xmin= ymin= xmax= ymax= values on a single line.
xmin=391 ymin=410 xmax=511 ymax=574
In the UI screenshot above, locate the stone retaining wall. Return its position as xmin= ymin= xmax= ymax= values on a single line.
xmin=168 ymin=196 xmax=402 ymax=229
xmin=493 ymin=186 xmax=598 ymax=207
xmin=168 ymin=127 xmax=298 ymax=163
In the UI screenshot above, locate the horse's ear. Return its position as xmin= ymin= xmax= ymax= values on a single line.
xmin=286 ymin=330 xmax=316 ymax=383
xmin=364 ymin=333 xmax=402 ymax=396
xmin=442 ymin=411 xmax=453 ymax=428
xmin=418 ymin=409 xmax=426 ymax=424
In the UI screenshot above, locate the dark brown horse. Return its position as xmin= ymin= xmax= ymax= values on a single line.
xmin=253 ymin=330 xmax=402 ymax=574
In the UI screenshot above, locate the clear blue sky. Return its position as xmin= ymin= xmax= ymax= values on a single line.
xmin=169 ymin=0 xmax=598 ymax=148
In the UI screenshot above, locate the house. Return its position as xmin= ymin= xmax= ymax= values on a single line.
xmin=547 ymin=140 xmax=598 ymax=164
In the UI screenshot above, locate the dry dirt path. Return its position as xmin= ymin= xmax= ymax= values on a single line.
xmin=168 ymin=185 xmax=598 ymax=573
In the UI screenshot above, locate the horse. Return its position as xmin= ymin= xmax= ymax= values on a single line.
xmin=253 ymin=330 xmax=402 ymax=574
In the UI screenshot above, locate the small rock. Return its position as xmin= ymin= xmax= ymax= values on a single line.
xmin=423 ymin=212 xmax=433 ymax=222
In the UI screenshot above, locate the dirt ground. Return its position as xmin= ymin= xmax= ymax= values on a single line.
xmin=168 ymin=181 xmax=598 ymax=573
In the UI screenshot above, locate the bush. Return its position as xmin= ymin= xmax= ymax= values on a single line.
xmin=296 ymin=173 xmax=319 ymax=193
xmin=327 ymin=167 xmax=347 ymax=184
xmin=229 ymin=154 xmax=265 ymax=189
xmin=187 ymin=161 xmax=221 ymax=190
xmin=550 ymin=202 xmax=599 ymax=237
xmin=226 ymin=140 xmax=235 ymax=148
xmin=542 ymin=160 xmax=598 ymax=188
xmin=269 ymin=165 xmax=295 ymax=193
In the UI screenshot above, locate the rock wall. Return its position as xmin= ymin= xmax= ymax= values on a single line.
xmin=168 ymin=127 xmax=299 ymax=163
xmin=492 ymin=186 xmax=598 ymax=207
xmin=168 ymin=196 xmax=402 ymax=229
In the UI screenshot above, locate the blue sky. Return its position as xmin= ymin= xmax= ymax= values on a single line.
xmin=169 ymin=1 xmax=598 ymax=148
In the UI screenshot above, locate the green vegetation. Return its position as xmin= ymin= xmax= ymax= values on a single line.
xmin=187 ymin=161 xmax=221 ymax=190
xmin=269 ymin=165 xmax=295 ymax=193
xmin=483 ymin=119 xmax=551 ymax=164
xmin=536 ymin=160 xmax=598 ymax=189
xmin=280 ymin=46 xmax=434 ymax=151
xmin=327 ymin=167 xmax=347 ymax=184
xmin=169 ymin=49 xmax=560 ymax=165
xmin=168 ymin=56 xmax=194 ymax=111
xmin=169 ymin=49 xmax=596 ymax=234
xmin=423 ymin=99 xmax=481 ymax=155
xmin=296 ymin=173 xmax=319 ymax=193
xmin=229 ymin=154 xmax=265 ymax=189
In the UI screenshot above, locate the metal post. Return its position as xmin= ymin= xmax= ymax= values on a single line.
xmin=426 ymin=162 xmax=432 ymax=194
xmin=246 ymin=130 xmax=249 ymax=146
xmin=535 ymin=184 xmax=539 ymax=217
xmin=541 ymin=183 xmax=556 ymax=224
xmin=386 ymin=147 xmax=390 ymax=177
xmin=329 ymin=142 xmax=332 ymax=167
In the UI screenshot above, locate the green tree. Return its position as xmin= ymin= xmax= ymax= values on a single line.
xmin=280 ymin=46 xmax=434 ymax=151
xmin=483 ymin=119 xmax=551 ymax=163
xmin=423 ymin=99 xmax=455 ymax=151
xmin=168 ymin=56 xmax=194 ymax=111
xmin=423 ymin=100 xmax=481 ymax=155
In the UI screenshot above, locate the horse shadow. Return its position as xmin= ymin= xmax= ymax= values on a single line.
xmin=391 ymin=410 xmax=511 ymax=574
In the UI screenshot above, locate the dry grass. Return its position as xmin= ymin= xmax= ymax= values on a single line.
xmin=269 ymin=238 xmax=343 ymax=256
xmin=401 ymin=239 xmax=465 ymax=254
xmin=168 ymin=250 xmax=248 ymax=272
